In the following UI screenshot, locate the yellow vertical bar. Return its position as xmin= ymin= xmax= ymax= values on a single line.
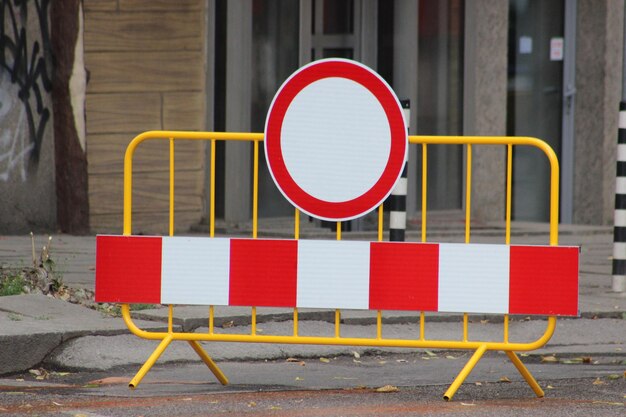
xmin=168 ymin=304 xmax=173 ymax=333
xmin=209 ymin=305 xmax=214 ymax=335
xmin=506 ymin=144 xmax=513 ymax=245
xmin=251 ymin=306 xmax=257 ymax=335
xmin=465 ymin=144 xmax=472 ymax=244
xmin=335 ymin=309 xmax=341 ymax=338
xmin=210 ymin=139 xmax=216 ymax=238
xmin=419 ymin=311 xmax=425 ymax=340
xmin=463 ymin=313 xmax=468 ymax=342
xmin=253 ymin=141 xmax=259 ymax=239
xmin=376 ymin=310 xmax=382 ymax=339
xmin=293 ymin=307 xmax=299 ymax=336
xmin=503 ymin=314 xmax=509 ymax=343
xmin=294 ymin=209 xmax=300 ymax=240
xmin=336 ymin=222 xmax=342 ymax=240
xmin=421 ymin=144 xmax=428 ymax=242
xmin=169 ymin=138 xmax=175 ymax=237
xmin=378 ymin=204 xmax=384 ymax=242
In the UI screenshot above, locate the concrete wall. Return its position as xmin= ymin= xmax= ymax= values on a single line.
xmin=84 ymin=0 xmax=207 ymax=234
xmin=463 ymin=0 xmax=508 ymax=222
xmin=0 ymin=0 xmax=56 ymax=233
xmin=573 ymin=0 xmax=624 ymax=225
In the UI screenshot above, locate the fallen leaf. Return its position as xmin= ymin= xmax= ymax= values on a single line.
xmin=28 ymin=369 xmax=42 ymax=377
xmin=319 ymin=357 xmax=330 ymax=363
xmin=86 ymin=377 xmax=130 ymax=386
xmin=352 ymin=351 xmax=361 ymax=359
xmin=396 ymin=359 xmax=408 ymax=363
xmin=446 ymin=355 xmax=457 ymax=360
xmin=480 ymin=319 xmax=489 ymax=324
xmin=182 ymin=398 xmax=192 ymax=401
xmin=248 ymin=402 xmax=257 ymax=407
xmin=269 ymin=406 xmax=282 ymax=410
xmin=52 ymin=401 xmax=63 ymax=406
xmin=541 ymin=355 xmax=558 ymax=363
xmin=561 ymin=359 xmax=583 ymax=364
xmin=51 ymin=372 xmax=71 ymax=377
xmin=378 ymin=361 xmax=387 ymax=365
xmin=295 ymin=377 xmax=304 ymax=381
xmin=333 ymin=377 xmax=357 ymax=380
xmin=353 ymin=359 xmax=362 ymax=364
xmin=475 ymin=382 xmax=482 ymax=386
xmin=607 ymin=374 xmax=620 ymax=380
xmin=592 ymin=377 xmax=605 ymax=385
xmin=461 ymin=402 xmax=476 ymax=406
xmin=286 ymin=358 xmax=306 ymax=366
xmin=499 ymin=376 xmax=512 ymax=383
xmin=582 ymin=357 xmax=592 ymax=364
xmin=424 ymin=350 xmax=437 ymax=357
xmin=546 ymin=385 xmax=555 ymax=390
xmin=520 ymin=353 xmax=529 ymax=357
xmin=375 ymin=385 xmax=399 ymax=393
xmin=222 ymin=320 xmax=234 ymax=328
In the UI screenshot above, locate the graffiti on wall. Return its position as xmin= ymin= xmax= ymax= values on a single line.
xmin=0 ymin=0 xmax=52 ymax=181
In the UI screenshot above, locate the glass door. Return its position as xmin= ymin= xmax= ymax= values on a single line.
xmin=507 ymin=0 xmax=575 ymax=222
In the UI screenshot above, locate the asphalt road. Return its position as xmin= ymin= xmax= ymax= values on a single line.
xmin=1 ymin=352 xmax=624 ymax=416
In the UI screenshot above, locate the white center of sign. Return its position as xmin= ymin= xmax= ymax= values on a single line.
xmin=280 ymin=77 xmax=391 ymax=203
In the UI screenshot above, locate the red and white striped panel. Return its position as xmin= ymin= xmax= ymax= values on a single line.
xmin=95 ymin=235 xmax=579 ymax=316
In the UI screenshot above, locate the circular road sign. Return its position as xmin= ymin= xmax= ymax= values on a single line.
xmin=264 ymin=58 xmax=407 ymax=221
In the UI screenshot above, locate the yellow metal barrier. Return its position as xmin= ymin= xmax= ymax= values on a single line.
xmin=120 ymin=131 xmax=561 ymax=400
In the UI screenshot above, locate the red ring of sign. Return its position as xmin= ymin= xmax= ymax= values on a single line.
xmin=265 ymin=59 xmax=407 ymax=221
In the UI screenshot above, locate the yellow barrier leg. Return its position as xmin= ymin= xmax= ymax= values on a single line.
xmin=129 ymin=335 xmax=173 ymax=389
xmin=187 ymin=340 xmax=229 ymax=385
xmin=506 ymin=351 xmax=545 ymax=398
xmin=443 ymin=344 xmax=487 ymax=401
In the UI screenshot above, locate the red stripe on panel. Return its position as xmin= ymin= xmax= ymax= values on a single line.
xmin=95 ymin=236 xmax=162 ymax=304
xmin=369 ymin=242 xmax=439 ymax=311
xmin=509 ymin=246 xmax=579 ymax=316
xmin=229 ymin=239 xmax=298 ymax=307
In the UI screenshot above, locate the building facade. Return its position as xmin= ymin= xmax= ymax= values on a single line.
xmin=79 ymin=0 xmax=623 ymax=233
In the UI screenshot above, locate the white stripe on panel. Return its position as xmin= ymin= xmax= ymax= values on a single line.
xmin=438 ymin=243 xmax=510 ymax=314
xmin=296 ymin=240 xmax=370 ymax=309
xmin=161 ymin=237 xmax=230 ymax=305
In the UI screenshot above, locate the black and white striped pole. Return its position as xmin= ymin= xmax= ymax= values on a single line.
xmin=389 ymin=100 xmax=410 ymax=241
xmin=613 ymin=101 xmax=626 ymax=292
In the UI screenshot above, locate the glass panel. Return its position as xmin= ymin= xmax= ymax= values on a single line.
xmin=323 ymin=0 xmax=354 ymax=34
xmin=323 ymin=48 xmax=354 ymax=59
xmin=508 ymin=0 xmax=564 ymax=221
xmin=415 ymin=0 xmax=465 ymax=210
xmin=251 ymin=0 xmax=300 ymax=217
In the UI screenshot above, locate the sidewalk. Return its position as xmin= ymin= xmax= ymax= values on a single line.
xmin=1 ymin=220 xmax=625 ymax=375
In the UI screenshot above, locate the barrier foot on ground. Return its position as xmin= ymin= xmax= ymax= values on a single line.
xmin=443 ymin=344 xmax=487 ymax=401
xmin=129 ymin=335 xmax=173 ymax=389
xmin=187 ymin=340 xmax=229 ymax=385
xmin=506 ymin=350 xmax=544 ymax=398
